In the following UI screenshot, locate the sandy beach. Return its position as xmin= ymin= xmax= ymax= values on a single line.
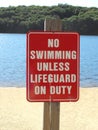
xmin=0 ymin=87 xmax=98 ymax=130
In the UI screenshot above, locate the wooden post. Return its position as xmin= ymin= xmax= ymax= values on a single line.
xmin=43 ymin=18 xmax=62 ymax=130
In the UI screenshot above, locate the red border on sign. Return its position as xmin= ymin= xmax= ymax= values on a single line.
xmin=26 ymin=31 xmax=80 ymax=102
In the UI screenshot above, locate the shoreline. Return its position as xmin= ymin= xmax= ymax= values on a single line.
xmin=0 ymin=87 xmax=98 ymax=130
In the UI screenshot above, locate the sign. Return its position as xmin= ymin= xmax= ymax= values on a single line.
xmin=26 ymin=32 xmax=80 ymax=102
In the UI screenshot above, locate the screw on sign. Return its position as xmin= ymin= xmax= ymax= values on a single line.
xmin=26 ymin=32 xmax=80 ymax=102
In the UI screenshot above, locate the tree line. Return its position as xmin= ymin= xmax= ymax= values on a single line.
xmin=0 ymin=4 xmax=98 ymax=35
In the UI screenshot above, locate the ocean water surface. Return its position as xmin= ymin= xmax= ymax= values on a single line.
xmin=0 ymin=34 xmax=98 ymax=87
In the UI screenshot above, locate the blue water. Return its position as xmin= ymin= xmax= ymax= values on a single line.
xmin=0 ymin=34 xmax=26 ymax=87
xmin=80 ymin=35 xmax=98 ymax=87
xmin=0 ymin=34 xmax=98 ymax=87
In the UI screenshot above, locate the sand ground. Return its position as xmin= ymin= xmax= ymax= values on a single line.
xmin=0 ymin=87 xmax=98 ymax=130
